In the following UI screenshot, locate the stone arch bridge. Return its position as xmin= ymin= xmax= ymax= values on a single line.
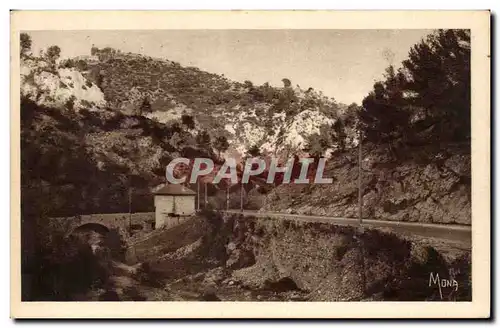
xmin=53 ymin=212 xmax=155 ymax=240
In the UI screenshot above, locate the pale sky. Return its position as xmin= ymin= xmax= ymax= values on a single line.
xmin=27 ymin=29 xmax=432 ymax=105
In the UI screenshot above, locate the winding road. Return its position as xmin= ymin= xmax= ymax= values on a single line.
xmin=224 ymin=210 xmax=471 ymax=246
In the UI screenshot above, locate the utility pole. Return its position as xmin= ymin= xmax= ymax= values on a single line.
xmin=128 ymin=186 xmax=132 ymax=233
xmin=204 ymin=183 xmax=208 ymax=207
xmin=357 ymin=130 xmax=366 ymax=298
xmin=240 ymin=183 xmax=244 ymax=212
xmin=358 ymin=131 xmax=363 ymax=226
xmin=196 ymin=180 xmax=200 ymax=211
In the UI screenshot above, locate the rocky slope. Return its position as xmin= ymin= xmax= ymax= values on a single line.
xmin=20 ymin=53 xmax=216 ymax=217
xmin=21 ymin=56 xmax=106 ymax=110
xmin=223 ymin=215 xmax=470 ymax=301
xmin=20 ymin=47 xmax=359 ymax=218
xmin=119 ymin=213 xmax=471 ymax=301
xmin=262 ymin=143 xmax=471 ymax=225
xmin=85 ymin=47 xmax=358 ymax=157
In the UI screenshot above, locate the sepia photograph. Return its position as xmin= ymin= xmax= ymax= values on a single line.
xmin=10 ymin=11 xmax=490 ymax=318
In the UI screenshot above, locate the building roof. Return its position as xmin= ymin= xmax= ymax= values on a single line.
xmin=153 ymin=184 xmax=196 ymax=196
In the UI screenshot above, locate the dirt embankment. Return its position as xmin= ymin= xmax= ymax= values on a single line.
xmin=261 ymin=144 xmax=471 ymax=225
xmin=117 ymin=213 xmax=471 ymax=301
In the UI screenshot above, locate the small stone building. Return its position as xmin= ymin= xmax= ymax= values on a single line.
xmin=153 ymin=184 xmax=196 ymax=229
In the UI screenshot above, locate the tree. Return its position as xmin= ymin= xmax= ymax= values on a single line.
xmin=138 ymin=97 xmax=152 ymax=115
xmin=273 ymin=78 xmax=297 ymax=115
xmin=247 ymin=145 xmax=261 ymax=157
xmin=359 ymin=66 xmax=410 ymax=145
xmin=243 ymin=80 xmax=254 ymax=89
xmin=92 ymin=70 xmax=105 ymax=90
xmin=20 ymin=33 xmax=32 ymax=57
xmin=402 ymin=29 xmax=470 ymax=141
xmin=196 ymin=130 xmax=211 ymax=148
xmin=331 ymin=119 xmax=347 ymax=152
xmin=304 ymin=125 xmax=332 ymax=159
xmin=91 ymin=45 xmax=99 ymax=56
xmin=213 ymin=135 xmax=229 ymax=157
xmin=181 ymin=114 xmax=195 ymax=129
xmin=76 ymin=59 xmax=88 ymax=71
xmin=60 ymin=58 xmax=75 ymax=69
xmin=359 ymin=29 xmax=471 ymax=150
xmin=46 ymin=45 xmax=61 ymax=64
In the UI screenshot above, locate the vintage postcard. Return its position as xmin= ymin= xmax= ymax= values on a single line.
xmin=10 ymin=11 xmax=490 ymax=318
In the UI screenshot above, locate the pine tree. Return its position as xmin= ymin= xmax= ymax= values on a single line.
xmin=359 ymin=29 xmax=470 ymax=147
xmin=20 ymin=33 xmax=32 ymax=57
xmin=359 ymin=66 xmax=410 ymax=145
xmin=46 ymin=45 xmax=61 ymax=65
xmin=402 ymin=29 xmax=471 ymax=141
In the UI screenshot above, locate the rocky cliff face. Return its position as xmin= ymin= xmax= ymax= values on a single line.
xmin=21 ymin=57 xmax=106 ymax=110
xmin=261 ymin=144 xmax=471 ymax=225
xmin=224 ymin=214 xmax=470 ymax=301
xmin=131 ymin=213 xmax=470 ymax=301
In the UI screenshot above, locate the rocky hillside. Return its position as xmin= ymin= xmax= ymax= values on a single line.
xmin=20 ymin=97 xmax=211 ymax=217
xmin=85 ymin=47 xmax=358 ymax=157
xmin=20 ymin=54 xmax=218 ymax=217
xmin=21 ymin=56 xmax=106 ymax=110
xmin=262 ymin=143 xmax=471 ymax=225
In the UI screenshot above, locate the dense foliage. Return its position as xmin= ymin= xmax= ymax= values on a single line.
xmin=359 ymin=29 xmax=471 ymax=155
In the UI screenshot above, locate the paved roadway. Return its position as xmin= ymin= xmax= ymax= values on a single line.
xmin=223 ymin=210 xmax=471 ymax=246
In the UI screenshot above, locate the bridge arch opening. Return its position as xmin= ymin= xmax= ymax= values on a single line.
xmin=71 ymin=223 xmax=110 ymax=236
